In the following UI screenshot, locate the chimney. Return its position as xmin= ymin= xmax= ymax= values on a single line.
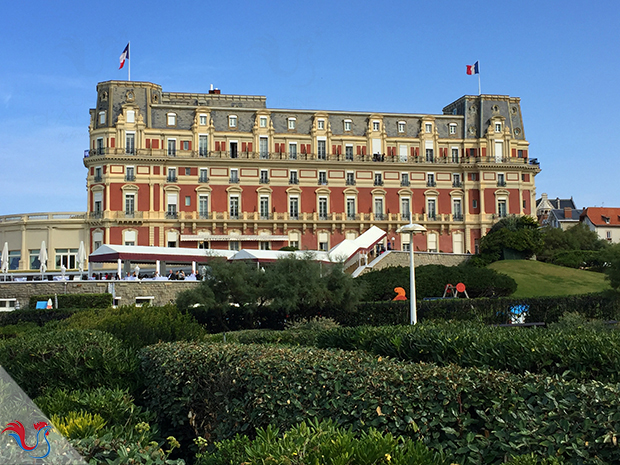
xmin=564 ymin=206 xmax=572 ymax=219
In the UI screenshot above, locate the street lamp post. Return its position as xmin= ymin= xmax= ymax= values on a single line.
xmin=396 ymin=222 xmax=427 ymax=325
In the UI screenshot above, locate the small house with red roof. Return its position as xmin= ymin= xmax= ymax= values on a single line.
xmin=580 ymin=207 xmax=620 ymax=243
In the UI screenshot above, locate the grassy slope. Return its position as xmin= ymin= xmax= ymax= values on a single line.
xmin=488 ymin=260 xmax=610 ymax=298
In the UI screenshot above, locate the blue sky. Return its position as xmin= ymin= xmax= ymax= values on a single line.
xmin=0 ymin=0 xmax=618 ymax=215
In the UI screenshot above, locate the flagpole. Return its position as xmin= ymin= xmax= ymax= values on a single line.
xmin=128 ymin=41 xmax=131 ymax=82
xmin=477 ymin=61 xmax=481 ymax=95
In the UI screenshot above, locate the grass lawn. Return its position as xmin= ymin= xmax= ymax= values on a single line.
xmin=488 ymin=259 xmax=611 ymax=297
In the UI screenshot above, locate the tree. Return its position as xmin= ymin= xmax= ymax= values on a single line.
xmin=605 ymin=243 xmax=620 ymax=290
xmin=479 ymin=215 xmax=542 ymax=263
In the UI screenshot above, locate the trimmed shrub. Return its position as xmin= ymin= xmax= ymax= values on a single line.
xmin=28 ymin=293 xmax=112 ymax=310
xmin=316 ymin=320 xmax=620 ymax=382
xmin=0 ymin=308 xmax=79 ymax=327
xmin=196 ymin=419 xmax=449 ymax=465
xmin=141 ymin=342 xmax=620 ymax=464
xmin=62 ymin=304 xmax=206 ymax=349
xmin=0 ymin=329 xmax=140 ymax=398
xmin=51 ymin=411 xmax=107 ymax=439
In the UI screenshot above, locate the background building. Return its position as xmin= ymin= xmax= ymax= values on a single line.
xmin=580 ymin=207 xmax=620 ymax=243
xmin=83 ymin=80 xmax=540 ymax=256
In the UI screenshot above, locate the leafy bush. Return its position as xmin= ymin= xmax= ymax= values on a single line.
xmin=196 ymin=419 xmax=449 ymax=465
xmin=141 ymin=342 xmax=620 ymax=464
xmin=0 ymin=308 xmax=79 ymax=326
xmin=357 ymin=264 xmax=517 ymax=302
xmin=0 ymin=322 xmax=39 ymax=338
xmin=317 ymin=320 xmax=620 ymax=382
xmin=62 ymin=304 xmax=206 ymax=349
xmin=51 ymin=411 xmax=107 ymax=439
xmin=0 ymin=329 xmax=140 ymax=398
xmin=28 ymin=293 xmax=112 ymax=310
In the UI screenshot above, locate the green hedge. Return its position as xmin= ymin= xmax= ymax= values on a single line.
xmin=0 ymin=308 xmax=79 ymax=326
xmin=339 ymin=292 xmax=620 ymax=327
xmin=28 ymin=293 xmax=112 ymax=310
xmin=316 ymin=321 xmax=620 ymax=382
xmin=62 ymin=304 xmax=206 ymax=349
xmin=140 ymin=342 xmax=620 ymax=464
xmin=0 ymin=329 xmax=140 ymax=398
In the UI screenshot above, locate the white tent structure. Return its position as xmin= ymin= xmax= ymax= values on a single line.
xmin=77 ymin=241 xmax=87 ymax=275
xmin=0 ymin=242 xmax=8 ymax=279
xmin=38 ymin=241 xmax=48 ymax=277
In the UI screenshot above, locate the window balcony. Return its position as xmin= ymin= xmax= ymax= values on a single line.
xmin=229 ymin=213 xmax=240 ymax=220
xmin=400 ymin=179 xmax=410 ymax=187
xmin=289 ymin=178 xmax=299 ymax=185
xmin=198 ymin=149 xmax=209 ymax=157
xmin=427 ymin=180 xmax=436 ymax=187
xmin=259 ymin=213 xmax=273 ymax=220
xmin=318 ymin=180 xmax=328 ymax=186
xmin=427 ymin=214 xmax=437 ymax=221
xmin=89 ymin=211 xmax=103 ymax=219
xmin=346 ymin=179 xmax=356 ymax=186
xmin=199 ymin=175 xmax=209 ymax=183
xmin=125 ymin=175 xmax=135 ymax=182
xmin=401 ymin=213 xmax=411 ymax=221
xmin=167 ymin=176 xmax=178 ymax=183
xmin=167 ymin=150 xmax=177 ymax=157
xmin=259 ymin=152 xmax=270 ymax=160
xmin=318 ymin=213 xmax=331 ymax=221
xmin=497 ymin=180 xmax=507 ymax=187
xmin=347 ymin=213 xmax=359 ymax=220
xmin=229 ymin=176 xmax=240 ymax=184
xmin=259 ymin=177 xmax=270 ymax=184
xmin=125 ymin=149 xmax=135 ymax=155
xmin=289 ymin=213 xmax=299 ymax=220
xmin=374 ymin=213 xmax=386 ymax=221
xmin=94 ymin=175 xmax=102 ymax=182
xmin=165 ymin=211 xmax=178 ymax=219
xmin=199 ymin=212 xmax=211 ymax=219
xmin=452 ymin=181 xmax=463 ymax=188
xmin=453 ymin=214 xmax=464 ymax=221
xmin=374 ymin=179 xmax=384 ymax=186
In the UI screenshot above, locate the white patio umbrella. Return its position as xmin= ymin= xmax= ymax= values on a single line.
xmin=60 ymin=264 xmax=66 ymax=280
xmin=38 ymin=241 xmax=48 ymax=278
xmin=1 ymin=242 xmax=8 ymax=279
xmin=77 ymin=241 xmax=87 ymax=275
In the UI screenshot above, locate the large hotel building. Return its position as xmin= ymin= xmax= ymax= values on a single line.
xmin=0 ymin=80 xmax=540 ymax=273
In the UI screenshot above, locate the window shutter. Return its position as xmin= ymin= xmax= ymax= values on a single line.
xmin=215 ymin=141 xmax=220 ymax=151
xmin=221 ymin=141 xmax=226 ymax=152
xmin=481 ymin=147 xmax=486 ymax=157
xmin=357 ymin=146 xmax=361 ymax=155
xmin=338 ymin=145 xmax=342 ymax=154
xmin=242 ymin=142 xmax=247 ymax=152
xmin=275 ymin=143 xmax=280 ymax=153
xmin=362 ymin=146 xmax=367 ymax=155
xmin=281 ymin=143 xmax=286 ymax=153
xmin=248 ymin=142 xmax=253 ymax=152
xmin=188 ymin=141 xmax=192 ymax=151
xmin=523 ymin=150 xmax=528 ymax=158
xmin=301 ymin=144 xmax=306 ymax=154
xmin=332 ymin=145 xmax=336 ymax=154
xmin=153 ymin=139 xmax=159 ymax=149
xmin=306 ymin=144 xmax=311 ymax=154
xmin=146 ymin=139 xmax=151 ymax=149
xmin=110 ymin=138 xmax=115 ymax=148
xmin=415 ymin=147 xmax=419 ymax=157
xmin=410 ymin=147 xmax=414 ymax=157
xmin=512 ymin=148 xmax=516 ymax=157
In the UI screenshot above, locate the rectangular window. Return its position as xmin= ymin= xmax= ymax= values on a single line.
xmin=346 ymin=198 xmax=356 ymax=220
xmin=449 ymin=124 xmax=456 ymax=134
xmin=451 ymin=148 xmax=459 ymax=163
xmin=318 ymin=197 xmax=328 ymax=220
xmin=199 ymin=114 xmax=207 ymax=125
xmin=260 ymin=116 xmax=267 ymax=128
xmin=398 ymin=122 xmax=406 ymax=133
xmin=166 ymin=193 xmax=178 ymax=218
xmin=229 ymin=196 xmax=239 ymax=219
xmin=125 ymin=166 xmax=135 ymax=181
xmin=288 ymin=118 xmax=296 ymax=130
xmin=472 ymin=199 xmax=478 ymax=209
xmin=99 ymin=111 xmax=106 ymax=125
xmin=167 ymin=168 xmax=177 ymax=182
xmin=453 ymin=199 xmax=463 ymax=220
xmin=29 ymin=249 xmax=41 ymax=270
xmin=425 ymin=148 xmax=434 ymax=162
xmin=317 ymin=140 xmax=326 ymax=160
xmin=167 ymin=139 xmax=176 ymax=156
xmin=498 ymin=199 xmax=507 ymax=218
xmin=374 ymin=198 xmax=384 ymax=220
xmin=427 ymin=199 xmax=437 ymax=220
xmin=185 ymin=196 xmax=191 ymax=207
xmin=199 ymin=168 xmax=208 ymax=183
xmin=125 ymin=194 xmax=135 ymax=214
xmin=346 ymin=172 xmax=355 ymax=186
xmin=199 ymin=135 xmax=208 ymax=156
xmin=318 ymin=171 xmax=327 ymax=185
xmin=94 ymin=191 xmax=103 ymax=214
xmin=495 ymin=122 xmax=502 ymax=132
xmin=374 ymin=172 xmax=383 ymax=186
xmin=289 ymin=170 xmax=298 ymax=184
xmin=373 ymin=121 xmax=380 ymax=131
xmin=497 ymin=173 xmax=506 ymax=187
xmin=229 ymin=115 xmax=237 ymax=128
xmin=289 ymin=197 xmax=299 ymax=219
xmin=518 ymin=149 xmax=524 ymax=158
xmin=259 ymin=241 xmax=271 ymax=250
xmin=317 ymin=119 xmax=325 ymax=130
xmin=452 ymin=173 xmax=461 ymax=187
xmin=96 ymin=138 xmax=104 ymax=155
xmin=230 ymin=142 xmax=238 ymax=159
xmin=289 ymin=143 xmax=297 ymax=160
xmin=260 ymin=169 xmax=269 ymax=184
xmin=401 ymin=198 xmax=410 ymax=220
xmin=199 ymin=195 xmax=209 ymax=218
xmin=259 ymin=137 xmax=269 ymax=159
xmin=8 ymin=251 xmax=20 ymax=270
xmin=344 ymin=120 xmax=352 ymax=131
xmin=125 ymin=133 xmax=135 ymax=155
xmin=167 ymin=114 xmax=176 ymax=126
xmin=230 ymin=169 xmax=239 ymax=183
xmin=427 ymin=173 xmax=436 ymax=187
xmin=425 ymin=123 xmax=432 ymax=133
xmin=184 ymin=167 xmax=191 ymax=176
xmin=401 ymin=172 xmax=409 ymax=186
xmin=345 ymin=145 xmax=353 ymax=161
xmin=55 ymin=248 xmax=78 ymax=269
xmin=229 ymin=241 xmax=240 ymax=251
xmin=126 ymin=110 xmax=135 ymax=123
xmin=260 ymin=196 xmax=270 ymax=219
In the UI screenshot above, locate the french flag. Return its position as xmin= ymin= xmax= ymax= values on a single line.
xmin=119 ymin=43 xmax=129 ymax=69
xmin=466 ymin=61 xmax=479 ymax=75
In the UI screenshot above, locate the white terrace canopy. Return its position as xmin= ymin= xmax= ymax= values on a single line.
xmin=229 ymin=249 xmax=332 ymax=264
xmin=89 ymin=244 xmax=235 ymax=264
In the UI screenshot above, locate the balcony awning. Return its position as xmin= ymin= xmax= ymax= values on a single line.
xmin=180 ymin=234 xmax=289 ymax=242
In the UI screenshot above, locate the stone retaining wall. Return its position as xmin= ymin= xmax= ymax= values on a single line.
xmin=360 ymin=251 xmax=471 ymax=275
xmin=0 ymin=281 xmax=200 ymax=309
